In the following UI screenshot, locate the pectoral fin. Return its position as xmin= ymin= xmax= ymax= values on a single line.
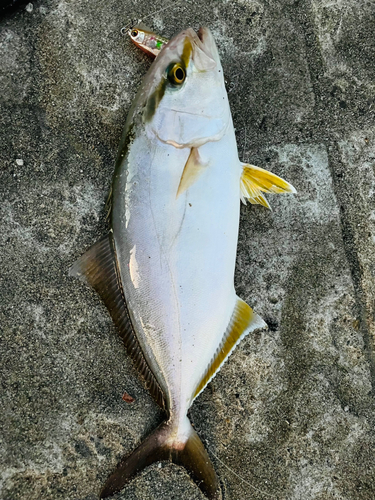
xmin=193 ymin=298 xmax=267 ymax=400
xmin=240 ymin=163 xmax=296 ymax=209
xmin=177 ymin=147 xmax=208 ymax=198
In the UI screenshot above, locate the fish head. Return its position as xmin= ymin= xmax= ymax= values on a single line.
xmin=137 ymin=27 xmax=230 ymax=148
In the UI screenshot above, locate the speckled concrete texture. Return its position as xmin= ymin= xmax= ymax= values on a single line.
xmin=1 ymin=1 xmax=375 ymax=499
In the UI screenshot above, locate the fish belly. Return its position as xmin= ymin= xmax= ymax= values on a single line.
xmin=112 ymin=125 xmax=241 ymax=416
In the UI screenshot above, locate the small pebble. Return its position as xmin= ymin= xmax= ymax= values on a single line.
xmin=16 ymin=159 xmax=24 ymax=166
xmin=25 ymin=3 xmax=33 ymax=12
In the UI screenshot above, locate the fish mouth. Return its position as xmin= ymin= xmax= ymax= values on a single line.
xmin=196 ymin=27 xmax=220 ymax=65
xmin=197 ymin=27 xmax=206 ymax=45
xmin=163 ymin=27 xmax=219 ymax=70
xmin=197 ymin=27 xmax=211 ymax=46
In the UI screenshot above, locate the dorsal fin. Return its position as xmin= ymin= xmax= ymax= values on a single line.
xmin=69 ymin=235 xmax=166 ymax=409
xmin=240 ymin=163 xmax=296 ymax=209
xmin=193 ymin=298 xmax=266 ymax=401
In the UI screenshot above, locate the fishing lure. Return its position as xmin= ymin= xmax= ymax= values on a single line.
xmin=128 ymin=24 xmax=168 ymax=58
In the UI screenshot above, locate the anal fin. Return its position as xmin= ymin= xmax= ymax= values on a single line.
xmin=69 ymin=235 xmax=165 ymax=409
xmin=240 ymin=163 xmax=296 ymax=209
xmin=193 ymin=298 xmax=266 ymax=400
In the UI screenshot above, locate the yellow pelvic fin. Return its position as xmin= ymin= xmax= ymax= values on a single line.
xmin=193 ymin=298 xmax=266 ymax=400
xmin=177 ymin=147 xmax=208 ymax=198
xmin=240 ymin=163 xmax=296 ymax=209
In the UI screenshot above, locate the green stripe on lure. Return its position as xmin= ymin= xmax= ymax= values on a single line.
xmin=70 ymin=27 xmax=296 ymax=500
xmin=129 ymin=23 xmax=169 ymax=58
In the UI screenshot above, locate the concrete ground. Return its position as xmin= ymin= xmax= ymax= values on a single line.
xmin=1 ymin=0 xmax=375 ymax=499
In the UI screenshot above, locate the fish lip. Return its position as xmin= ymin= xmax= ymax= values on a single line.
xmin=195 ymin=27 xmax=220 ymax=66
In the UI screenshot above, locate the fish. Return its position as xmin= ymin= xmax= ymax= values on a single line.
xmin=70 ymin=26 xmax=296 ymax=499
xmin=128 ymin=23 xmax=168 ymax=58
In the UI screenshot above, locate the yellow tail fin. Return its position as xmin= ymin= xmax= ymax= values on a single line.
xmin=240 ymin=163 xmax=296 ymax=209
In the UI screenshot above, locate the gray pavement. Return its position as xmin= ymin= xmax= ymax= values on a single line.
xmin=1 ymin=0 xmax=375 ymax=499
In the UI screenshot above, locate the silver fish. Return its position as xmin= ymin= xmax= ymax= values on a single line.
xmin=70 ymin=27 xmax=296 ymax=499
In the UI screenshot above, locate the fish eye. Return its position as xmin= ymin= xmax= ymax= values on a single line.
xmin=168 ymin=63 xmax=186 ymax=85
xmin=131 ymin=29 xmax=138 ymax=38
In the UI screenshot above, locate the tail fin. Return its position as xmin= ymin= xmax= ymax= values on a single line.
xmin=100 ymin=417 xmax=221 ymax=500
